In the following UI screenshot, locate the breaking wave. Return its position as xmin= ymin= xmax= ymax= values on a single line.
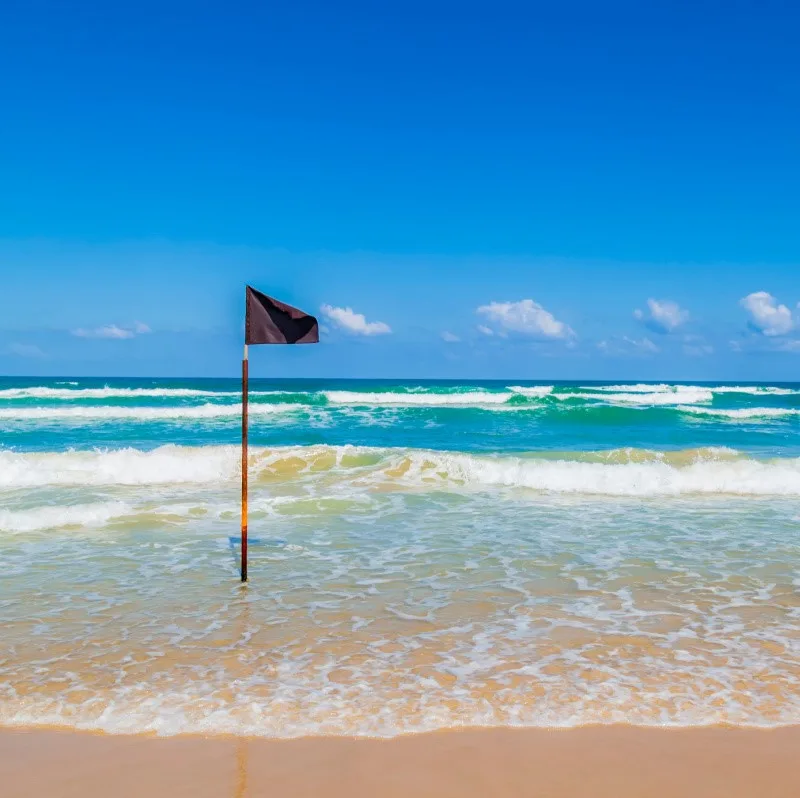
xmin=0 ymin=445 xmax=236 ymax=487
xmin=3 ymin=444 xmax=800 ymax=496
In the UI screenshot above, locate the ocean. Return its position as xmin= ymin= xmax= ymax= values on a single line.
xmin=1 ymin=377 xmax=798 ymax=736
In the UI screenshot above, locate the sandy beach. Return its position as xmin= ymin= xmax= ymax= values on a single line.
xmin=2 ymin=725 xmax=799 ymax=798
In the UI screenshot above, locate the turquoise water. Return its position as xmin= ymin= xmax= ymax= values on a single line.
xmin=2 ymin=378 xmax=800 ymax=454
xmin=1 ymin=379 xmax=798 ymax=735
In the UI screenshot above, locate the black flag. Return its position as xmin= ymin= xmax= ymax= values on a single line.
xmin=245 ymin=286 xmax=319 ymax=345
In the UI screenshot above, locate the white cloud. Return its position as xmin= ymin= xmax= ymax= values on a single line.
xmin=320 ymin=305 xmax=391 ymax=336
xmin=597 ymin=336 xmax=659 ymax=356
xmin=634 ymin=298 xmax=688 ymax=333
xmin=476 ymin=299 xmax=574 ymax=339
xmin=7 ymin=342 xmax=46 ymax=358
xmin=441 ymin=331 xmax=460 ymax=343
xmin=740 ymin=291 xmax=794 ymax=336
xmin=71 ymin=322 xmax=151 ymax=339
xmin=477 ymin=325 xmax=494 ymax=336
xmin=625 ymin=336 xmax=659 ymax=353
xmin=72 ymin=325 xmax=133 ymax=339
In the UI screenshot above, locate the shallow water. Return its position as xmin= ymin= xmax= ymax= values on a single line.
xmin=1 ymin=379 xmax=798 ymax=735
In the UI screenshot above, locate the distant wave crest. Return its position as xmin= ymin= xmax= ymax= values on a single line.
xmin=0 ymin=403 xmax=297 ymax=421
xmin=0 ymin=387 xmax=239 ymax=400
xmin=323 ymin=390 xmax=514 ymax=406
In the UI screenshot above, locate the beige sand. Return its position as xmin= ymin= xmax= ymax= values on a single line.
xmin=1 ymin=725 xmax=799 ymax=798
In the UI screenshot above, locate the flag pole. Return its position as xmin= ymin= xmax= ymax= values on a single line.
xmin=241 ymin=343 xmax=249 ymax=582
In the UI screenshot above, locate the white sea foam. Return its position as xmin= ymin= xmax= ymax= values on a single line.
xmin=557 ymin=389 xmax=713 ymax=405
xmin=3 ymin=444 xmax=800 ymax=496
xmin=679 ymin=406 xmax=800 ymax=420
xmin=507 ymin=385 xmax=554 ymax=397
xmin=0 ymin=403 xmax=296 ymax=421
xmin=323 ymin=390 xmax=513 ymax=406
xmin=0 ymin=501 xmax=132 ymax=532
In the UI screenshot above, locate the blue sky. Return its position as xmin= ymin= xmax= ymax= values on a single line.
xmin=1 ymin=1 xmax=799 ymax=379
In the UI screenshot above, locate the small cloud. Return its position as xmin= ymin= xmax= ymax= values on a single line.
xmin=597 ymin=336 xmax=659 ymax=356
xmin=626 ymin=336 xmax=659 ymax=353
xmin=476 ymin=299 xmax=574 ymax=339
xmin=6 ymin=342 xmax=46 ymax=358
xmin=477 ymin=325 xmax=494 ymax=336
xmin=740 ymin=291 xmax=794 ymax=336
xmin=441 ymin=331 xmax=460 ymax=343
xmin=71 ymin=322 xmax=151 ymax=339
xmin=72 ymin=325 xmax=133 ymax=339
xmin=320 ymin=305 xmax=391 ymax=336
xmin=634 ymin=298 xmax=688 ymax=334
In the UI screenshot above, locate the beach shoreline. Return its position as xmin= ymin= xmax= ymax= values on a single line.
xmin=2 ymin=724 xmax=799 ymax=798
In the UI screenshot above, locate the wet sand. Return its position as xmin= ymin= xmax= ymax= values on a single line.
xmin=2 ymin=725 xmax=799 ymax=798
